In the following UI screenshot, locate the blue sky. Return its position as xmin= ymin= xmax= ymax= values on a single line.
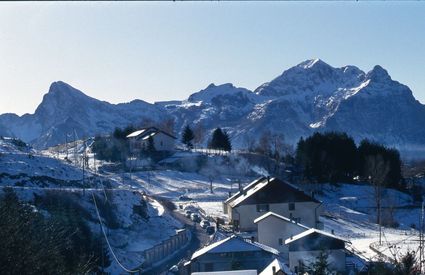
xmin=1 ymin=1 xmax=424 ymax=115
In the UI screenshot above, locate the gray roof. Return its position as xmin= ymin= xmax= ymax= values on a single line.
xmin=229 ymin=177 xmax=320 ymax=208
xmin=253 ymin=212 xmax=310 ymax=231
xmin=126 ymin=127 xmax=177 ymax=140
xmin=191 ymin=235 xmax=279 ymax=260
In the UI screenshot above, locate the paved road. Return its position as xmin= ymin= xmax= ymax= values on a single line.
xmin=142 ymin=210 xmax=211 ymax=275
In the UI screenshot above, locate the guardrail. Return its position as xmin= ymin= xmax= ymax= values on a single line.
xmin=142 ymin=228 xmax=191 ymax=268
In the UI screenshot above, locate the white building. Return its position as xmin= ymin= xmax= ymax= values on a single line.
xmin=224 ymin=177 xmax=323 ymax=232
xmin=254 ymin=212 xmax=310 ymax=259
xmin=186 ymin=235 xmax=281 ymax=274
xmin=259 ymin=259 xmax=294 ymax=275
xmin=126 ymin=127 xmax=176 ymax=153
xmin=285 ymin=228 xmax=348 ymax=274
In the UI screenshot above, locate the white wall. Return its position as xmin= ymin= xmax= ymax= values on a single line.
xmin=152 ymin=132 xmax=175 ymax=151
xmin=257 ymin=215 xmax=307 ymax=259
xmin=231 ymin=201 xmax=322 ymax=231
xmin=129 ymin=132 xmax=175 ymax=152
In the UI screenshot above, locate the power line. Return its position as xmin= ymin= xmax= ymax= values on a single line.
xmin=91 ymin=192 xmax=140 ymax=274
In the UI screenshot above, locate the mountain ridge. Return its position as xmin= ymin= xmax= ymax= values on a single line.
xmin=1 ymin=59 xmax=424 ymax=156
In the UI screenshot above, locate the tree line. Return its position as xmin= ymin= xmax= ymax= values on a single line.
xmin=295 ymin=132 xmax=403 ymax=189
xmin=0 ymin=188 xmax=110 ymax=274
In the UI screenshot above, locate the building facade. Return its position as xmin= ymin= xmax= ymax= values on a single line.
xmin=225 ymin=177 xmax=322 ymax=232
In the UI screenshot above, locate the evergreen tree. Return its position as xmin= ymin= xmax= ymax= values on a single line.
xmin=209 ymin=128 xmax=232 ymax=152
xmin=182 ymin=125 xmax=195 ymax=149
xmin=147 ymin=136 xmax=156 ymax=152
xmin=222 ymin=130 xmax=232 ymax=152
xmin=307 ymin=251 xmax=331 ymax=275
xmin=295 ymin=132 xmax=357 ymax=183
xmin=358 ymin=140 xmax=403 ymax=189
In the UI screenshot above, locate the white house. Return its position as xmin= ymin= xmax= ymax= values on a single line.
xmin=224 ymin=177 xmax=323 ymax=232
xmin=259 ymin=258 xmax=294 ymax=275
xmin=126 ymin=127 xmax=176 ymax=153
xmin=254 ymin=212 xmax=310 ymax=259
xmin=285 ymin=228 xmax=348 ymax=274
xmin=186 ymin=235 xmax=280 ymax=274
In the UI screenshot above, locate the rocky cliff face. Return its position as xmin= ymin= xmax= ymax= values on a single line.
xmin=0 ymin=81 xmax=168 ymax=148
xmin=2 ymin=60 xmax=425 ymax=156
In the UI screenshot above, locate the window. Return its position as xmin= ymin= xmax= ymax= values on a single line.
xmin=278 ymin=238 xmax=283 ymax=245
xmin=204 ymin=263 xmax=214 ymax=271
xmin=256 ymin=204 xmax=269 ymax=212
xmin=289 ymin=203 xmax=295 ymax=211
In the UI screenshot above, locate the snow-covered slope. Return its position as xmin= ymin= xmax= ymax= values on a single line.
xmin=0 ymin=81 xmax=169 ymax=148
xmin=0 ymin=137 xmax=182 ymax=273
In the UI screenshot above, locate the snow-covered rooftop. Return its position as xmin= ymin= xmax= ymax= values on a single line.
xmin=285 ymin=228 xmax=348 ymax=245
xmin=260 ymin=258 xmax=294 ymax=275
xmin=126 ymin=129 xmax=148 ymax=138
xmin=253 ymin=212 xmax=310 ymax=230
xmin=191 ymin=235 xmax=279 ymax=260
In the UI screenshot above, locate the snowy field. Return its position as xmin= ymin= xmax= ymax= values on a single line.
xmin=9 ymin=137 xmax=424 ymax=266
xmin=118 ymin=168 xmax=423 ymax=263
xmin=0 ymin=139 xmax=183 ymax=273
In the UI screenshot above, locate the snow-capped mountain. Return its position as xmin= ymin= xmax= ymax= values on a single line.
xmin=0 ymin=81 xmax=168 ymax=148
xmin=163 ymin=59 xmax=425 ymax=154
xmin=1 ymin=59 xmax=425 ymax=155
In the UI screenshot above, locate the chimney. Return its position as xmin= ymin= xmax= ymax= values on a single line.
xmin=238 ymin=181 xmax=242 ymax=193
xmin=272 ymin=266 xmax=276 ymax=275
xmin=267 ymin=176 xmax=270 ymax=183
xmin=290 ymin=235 xmax=293 ymax=240
xmin=331 ymin=229 xmax=335 ymax=235
xmin=228 ymin=191 xmax=231 ymax=198
xmin=251 ymin=236 xmax=255 ymax=243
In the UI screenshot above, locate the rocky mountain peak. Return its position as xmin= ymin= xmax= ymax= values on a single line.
xmin=366 ymin=65 xmax=392 ymax=83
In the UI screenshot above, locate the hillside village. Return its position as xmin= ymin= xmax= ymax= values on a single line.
xmin=1 ymin=1 xmax=425 ymax=274
xmin=0 ymin=121 xmax=421 ymax=275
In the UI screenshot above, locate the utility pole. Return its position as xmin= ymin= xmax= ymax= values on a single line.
xmin=74 ymin=130 xmax=78 ymax=165
xmin=419 ymin=202 xmax=425 ymax=274
xmin=379 ymin=182 xmax=382 ymax=246
xmin=65 ymin=133 xmax=68 ymax=159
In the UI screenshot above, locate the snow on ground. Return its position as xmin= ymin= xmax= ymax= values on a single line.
xmin=29 ymin=139 xmax=425 ymax=264
xmin=0 ymin=138 xmax=183 ymax=273
xmin=109 ymin=170 xmax=253 ymax=220
xmin=108 ymin=168 xmax=422 ymax=263
xmin=316 ymin=183 xmax=421 ymax=261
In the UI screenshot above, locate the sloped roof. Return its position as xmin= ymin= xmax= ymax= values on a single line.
xmin=224 ymin=177 xmax=266 ymax=205
xmin=229 ymin=177 xmax=320 ymax=208
xmin=191 ymin=235 xmax=279 ymax=260
xmin=126 ymin=127 xmax=177 ymax=140
xmin=126 ymin=129 xmax=148 ymax=138
xmin=260 ymin=258 xmax=294 ymax=275
xmin=253 ymin=212 xmax=310 ymax=231
xmin=285 ymin=228 xmax=349 ymax=252
xmin=193 ymin=271 xmax=257 ymax=275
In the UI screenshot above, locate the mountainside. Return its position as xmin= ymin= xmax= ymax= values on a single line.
xmin=162 ymin=59 xmax=425 ymax=154
xmin=1 ymin=60 xmax=425 ymax=155
xmin=0 ymin=81 xmax=168 ymax=148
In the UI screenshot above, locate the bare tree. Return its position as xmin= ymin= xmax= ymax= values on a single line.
xmin=257 ymin=130 xmax=272 ymax=156
xmin=365 ymin=154 xmax=390 ymax=245
xmin=192 ymin=123 xmax=204 ymax=148
xmin=242 ymin=134 xmax=256 ymax=152
xmin=159 ymin=118 xmax=175 ymax=135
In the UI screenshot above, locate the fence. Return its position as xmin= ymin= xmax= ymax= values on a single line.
xmin=143 ymin=228 xmax=191 ymax=267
